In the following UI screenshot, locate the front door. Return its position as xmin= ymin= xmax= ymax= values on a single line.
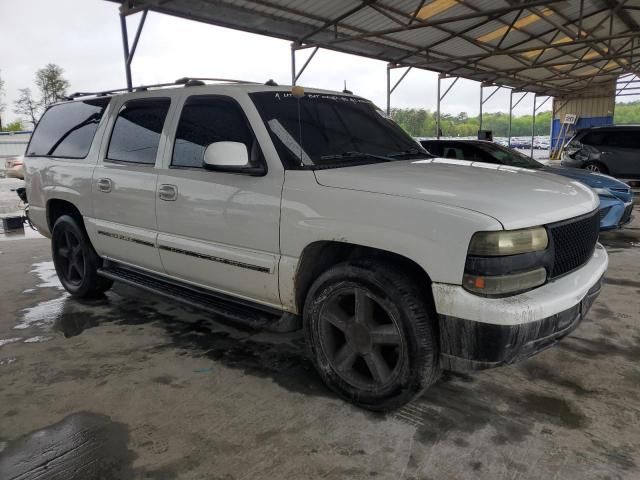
xmin=155 ymin=94 xmax=282 ymax=308
xmin=90 ymin=97 xmax=172 ymax=273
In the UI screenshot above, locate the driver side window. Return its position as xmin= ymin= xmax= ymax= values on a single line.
xmin=172 ymin=96 xmax=259 ymax=169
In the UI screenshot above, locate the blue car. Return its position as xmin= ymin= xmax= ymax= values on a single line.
xmin=420 ymin=139 xmax=634 ymax=230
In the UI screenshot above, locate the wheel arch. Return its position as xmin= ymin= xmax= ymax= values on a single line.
xmin=47 ymin=198 xmax=84 ymax=232
xmin=294 ymin=240 xmax=435 ymax=315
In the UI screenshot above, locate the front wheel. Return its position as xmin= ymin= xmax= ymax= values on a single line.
xmin=584 ymin=161 xmax=608 ymax=174
xmin=304 ymin=260 xmax=440 ymax=411
xmin=51 ymin=215 xmax=113 ymax=298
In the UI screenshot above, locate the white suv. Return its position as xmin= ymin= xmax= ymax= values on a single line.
xmin=24 ymin=79 xmax=607 ymax=410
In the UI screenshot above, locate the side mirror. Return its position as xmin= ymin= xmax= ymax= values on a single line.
xmin=203 ymin=141 xmax=249 ymax=169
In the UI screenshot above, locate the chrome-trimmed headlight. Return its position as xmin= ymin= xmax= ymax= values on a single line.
xmin=468 ymin=227 xmax=548 ymax=256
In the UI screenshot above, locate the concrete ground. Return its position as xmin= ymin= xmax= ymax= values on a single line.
xmin=0 ymin=179 xmax=639 ymax=480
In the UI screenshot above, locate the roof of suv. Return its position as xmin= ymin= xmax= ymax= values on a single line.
xmin=63 ymin=80 xmax=365 ymax=104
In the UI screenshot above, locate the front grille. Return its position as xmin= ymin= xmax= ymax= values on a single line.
xmin=620 ymin=203 xmax=634 ymax=225
xmin=548 ymin=210 xmax=599 ymax=278
xmin=599 ymin=206 xmax=612 ymax=221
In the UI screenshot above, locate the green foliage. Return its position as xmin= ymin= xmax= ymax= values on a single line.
xmin=614 ymin=101 xmax=640 ymax=124
xmin=2 ymin=120 xmax=25 ymax=132
xmin=390 ymin=108 xmax=552 ymax=137
xmin=391 ymin=101 xmax=640 ymax=137
xmin=36 ymin=63 xmax=70 ymax=107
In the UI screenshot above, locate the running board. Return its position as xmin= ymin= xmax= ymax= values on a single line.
xmin=97 ymin=263 xmax=300 ymax=333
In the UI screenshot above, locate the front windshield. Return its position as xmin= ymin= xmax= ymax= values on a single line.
xmin=249 ymin=91 xmax=430 ymax=169
xmin=475 ymin=142 xmax=544 ymax=169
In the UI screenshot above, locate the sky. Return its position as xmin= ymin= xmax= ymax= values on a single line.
xmin=0 ymin=0 xmax=637 ymax=126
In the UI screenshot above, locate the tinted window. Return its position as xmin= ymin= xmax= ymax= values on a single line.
xmin=581 ymin=132 xmax=604 ymax=146
xmin=421 ymin=141 xmax=442 ymax=156
xmin=173 ymin=96 xmax=255 ymax=168
xmin=250 ymin=91 xmax=428 ymax=169
xmin=27 ymin=98 xmax=110 ymax=158
xmin=107 ymin=98 xmax=170 ymax=164
xmin=606 ymin=131 xmax=640 ymax=149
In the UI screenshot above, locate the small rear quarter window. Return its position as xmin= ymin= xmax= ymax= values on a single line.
xmin=27 ymin=98 xmax=111 ymax=158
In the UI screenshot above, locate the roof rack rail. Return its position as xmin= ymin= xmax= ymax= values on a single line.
xmin=66 ymin=77 xmax=262 ymax=100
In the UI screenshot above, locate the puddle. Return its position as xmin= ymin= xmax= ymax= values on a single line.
xmin=0 ymin=338 xmax=21 ymax=348
xmin=0 ymin=412 xmax=135 ymax=480
xmin=16 ymin=295 xmax=69 ymax=330
xmin=30 ymin=261 xmax=63 ymax=289
xmin=0 ymin=357 xmax=17 ymax=366
xmin=23 ymin=335 xmax=53 ymax=343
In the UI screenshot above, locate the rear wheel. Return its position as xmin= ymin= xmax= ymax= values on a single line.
xmin=304 ymin=260 xmax=440 ymax=411
xmin=51 ymin=215 xmax=113 ymax=298
xmin=584 ymin=161 xmax=608 ymax=174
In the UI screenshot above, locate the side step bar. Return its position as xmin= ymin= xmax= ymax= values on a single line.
xmin=97 ymin=263 xmax=301 ymax=333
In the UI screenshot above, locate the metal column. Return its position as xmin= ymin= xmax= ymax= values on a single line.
xmin=479 ymin=84 xmax=501 ymax=137
xmin=436 ymin=76 xmax=441 ymax=138
xmin=531 ymin=95 xmax=537 ymax=158
xmin=508 ymin=91 xmax=528 ymax=148
xmin=119 ymin=14 xmax=132 ymax=91
xmin=119 ymin=9 xmax=148 ymax=91
xmin=385 ymin=65 xmax=412 ymax=117
xmin=479 ymin=84 xmax=483 ymax=131
xmin=531 ymin=94 xmax=551 ymax=158
xmin=437 ymin=75 xmax=459 ymax=138
xmin=291 ymin=43 xmax=320 ymax=86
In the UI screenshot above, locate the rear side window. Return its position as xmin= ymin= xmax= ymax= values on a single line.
xmin=172 ymin=96 xmax=255 ymax=168
xmin=27 ymin=98 xmax=110 ymax=158
xmin=107 ymin=98 xmax=170 ymax=165
xmin=580 ymin=132 xmax=604 ymax=146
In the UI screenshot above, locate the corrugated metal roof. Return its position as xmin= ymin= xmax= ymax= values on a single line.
xmin=109 ymin=0 xmax=640 ymax=97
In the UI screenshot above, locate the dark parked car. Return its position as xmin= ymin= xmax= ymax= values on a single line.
xmin=420 ymin=139 xmax=634 ymax=231
xmin=561 ymin=125 xmax=640 ymax=178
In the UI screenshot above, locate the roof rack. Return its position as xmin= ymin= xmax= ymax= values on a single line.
xmin=66 ymin=77 xmax=263 ymax=100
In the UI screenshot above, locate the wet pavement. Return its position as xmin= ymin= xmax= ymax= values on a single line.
xmin=0 ymin=199 xmax=639 ymax=479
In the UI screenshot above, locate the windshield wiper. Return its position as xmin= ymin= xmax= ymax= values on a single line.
xmin=319 ymin=151 xmax=395 ymax=162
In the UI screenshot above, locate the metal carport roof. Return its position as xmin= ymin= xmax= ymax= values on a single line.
xmin=109 ymin=0 xmax=640 ymax=97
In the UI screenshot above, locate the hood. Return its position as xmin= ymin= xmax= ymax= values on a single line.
xmin=314 ymin=158 xmax=599 ymax=230
xmin=542 ymin=166 xmax=629 ymax=189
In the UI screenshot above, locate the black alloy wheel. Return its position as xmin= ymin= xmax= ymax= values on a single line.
xmin=318 ymin=286 xmax=405 ymax=390
xmin=51 ymin=215 xmax=113 ymax=298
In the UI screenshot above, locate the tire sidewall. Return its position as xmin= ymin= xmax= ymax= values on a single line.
xmin=304 ymin=262 xmax=438 ymax=410
xmin=51 ymin=215 xmax=102 ymax=297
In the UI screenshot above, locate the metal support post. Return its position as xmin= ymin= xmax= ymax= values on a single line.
xmin=291 ymin=44 xmax=319 ymax=86
xmin=479 ymin=85 xmax=484 ymax=131
xmin=386 ymin=65 xmax=412 ymax=117
xmin=119 ymin=9 xmax=148 ymax=91
xmin=291 ymin=44 xmax=296 ymax=86
xmin=531 ymin=94 xmax=537 ymax=158
xmin=508 ymin=90 xmax=513 ymax=147
xmin=436 ymin=76 xmax=441 ymax=138
xmin=119 ymin=14 xmax=132 ymax=91
xmin=386 ymin=65 xmax=391 ymax=116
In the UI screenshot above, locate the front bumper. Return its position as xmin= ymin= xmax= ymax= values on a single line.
xmin=432 ymin=243 xmax=608 ymax=370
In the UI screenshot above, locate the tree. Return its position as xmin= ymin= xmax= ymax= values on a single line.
xmin=14 ymin=88 xmax=41 ymax=127
xmin=3 ymin=120 xmax=24 ymax=132
xmin=35 ymin=63 xmax=70 ymax=107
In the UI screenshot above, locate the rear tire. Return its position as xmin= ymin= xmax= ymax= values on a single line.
xmin=51 ymin=215 xmax=113 ymax=298
xmin=303 ymin=260 xmax=441 ymax=411
xmin=584 ymin=161 xmax=608 ymax=174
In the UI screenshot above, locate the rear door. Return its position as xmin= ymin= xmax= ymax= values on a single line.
xmin=614 ymin=130 xmax=640 ymax=178
xmin=89 ymin=96 xmax=173 ymax=273
xmin=155 ymin=93 xmax=283 ymax=308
